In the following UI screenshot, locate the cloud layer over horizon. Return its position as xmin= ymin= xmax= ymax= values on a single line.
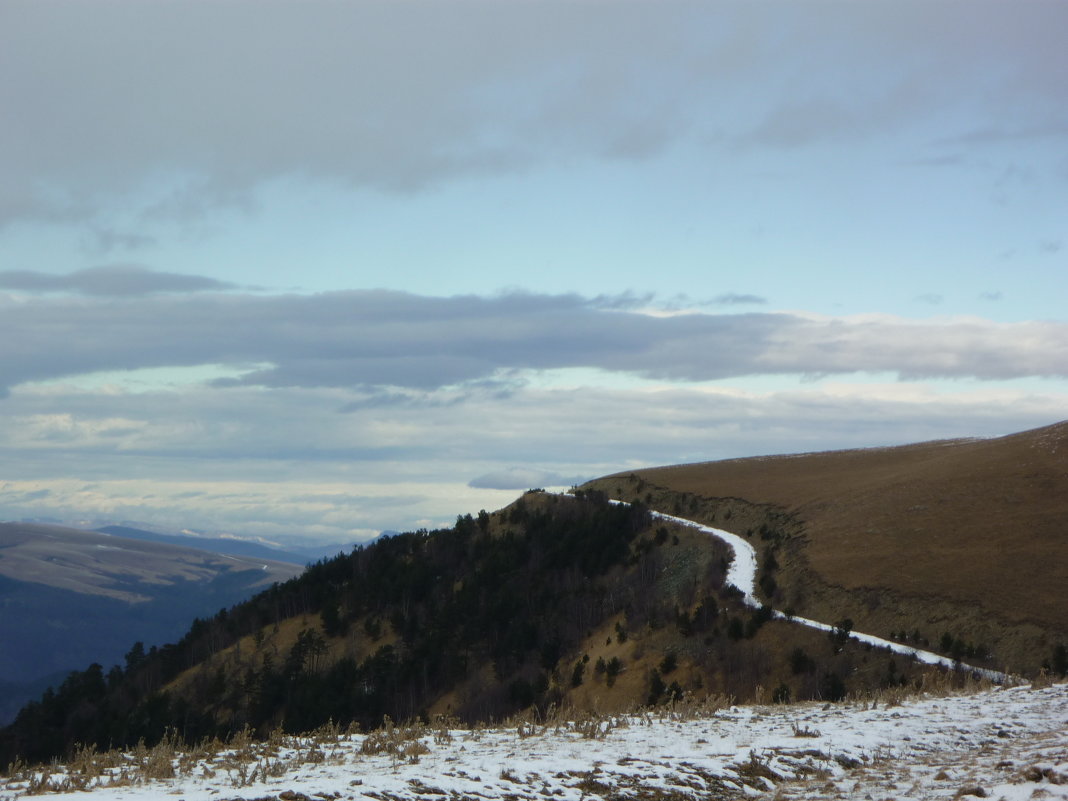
xmin=2 ymin=1 xmax=1065 ymax=542
xmin=2 ymin=276 xmax=1065 ymax=542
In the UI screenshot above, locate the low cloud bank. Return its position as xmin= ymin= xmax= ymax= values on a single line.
xmin=1 ymin=376 xmax=1064 ymax=541
xmin=2 ymin=286 xmax=1065 ymax=394
xmin=0 ymin=266 xmax=237 ymax=296
xmin=468 ymin=467 xmax=588 ymax=491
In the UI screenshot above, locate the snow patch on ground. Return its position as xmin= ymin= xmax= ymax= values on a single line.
xmin=3 ymin=683 xmax=1066 ymax=801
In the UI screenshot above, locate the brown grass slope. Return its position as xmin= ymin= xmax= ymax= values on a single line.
xmin=586 ymin=421 xmax=1068 ymax=672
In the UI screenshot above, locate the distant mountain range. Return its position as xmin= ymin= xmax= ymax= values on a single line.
xmin=0 ymin=523 xmax=306 ymax=724
xmin=7 ymin=511 xmax=378 ymax=563
xmin=93 ymin=525 xmax=315 ymax=565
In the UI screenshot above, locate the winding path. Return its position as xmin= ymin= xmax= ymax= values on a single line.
xmin=633 ymin=503 xmax=1009 ymax=682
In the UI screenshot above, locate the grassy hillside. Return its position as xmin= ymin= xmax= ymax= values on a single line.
xmin=585 ymin=421 xmax=1068 ymax=675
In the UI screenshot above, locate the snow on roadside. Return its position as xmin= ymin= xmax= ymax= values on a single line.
xmin=3 ymin=683 xmax=1066 ymax=801
xmin=652 ymin=510 xmax=760 ymax=607
xmin=645 ymin=507 xmax=1010 ymax=682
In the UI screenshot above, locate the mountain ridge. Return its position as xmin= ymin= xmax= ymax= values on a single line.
xmin=3 ymin=422 xmax=1065 ymax=764
xmin=583 ymin=420 xmax=1068 ymax=674
xmin=0 ymin=521 xmax=301 ymax=603
xmin=93 ymin=525 xmax=313 ymax=567
xmin=0 ymin=523 xmax=305 ymax=725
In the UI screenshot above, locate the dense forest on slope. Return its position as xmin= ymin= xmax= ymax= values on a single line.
xmin=1 ymin=492 xmax=660 ymax=761
xmin=1 ymin=490 xmax=981 ymax=766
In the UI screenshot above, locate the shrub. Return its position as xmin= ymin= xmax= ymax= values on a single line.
xmin=691 ymin=597 xmax=718 ymax=631
xmin=759 ymin=573 xmax=777 ymax=598
xmin=675 ymin=607 xmax=693 ymax=637
xmin=819 ymin=672 xmax=846 ymax=702
xmin=647 ymin=670 xmax=666 ymax=705
xmin=605 ymin=657 xmax=623 ymax=688
xmin=745 ymin=605 xmax=773 ymax=638
xmin=508 ymin=678 xmax=535 ymax=708
xmin=1049 ymin=644 xmax=1067 ymax=676
xmin=790 ymin=647 xmax=815 ymax=675
xmin=571 ymin=660 xmax=585 ymax=688
xmin=726 ymin=617 xmax=744 ymax=641
xmin=659 ymin=652 xmax=678 ymax=675
xmin=829 ymin=619 xmax=853 ymax=652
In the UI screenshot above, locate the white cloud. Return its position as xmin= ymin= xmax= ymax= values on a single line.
xmin=0 ymin=265 xmax=236 ymax=295
xmin=2 ymin=287 xmax=1066 ymax=396
xmin=468 ymin=467 xmax=588 ymax=491
xmin=2 ymin=283 xmax=1064 ymax=541
xmin=1 ymin=376 xmax=1063 ymax=541
xmin=2 ymin=0 xmax=1066 ymax=541
xmin=2 ymin=1 xmax=1064 ymax=228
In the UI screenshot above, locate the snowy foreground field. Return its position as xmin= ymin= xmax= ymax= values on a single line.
xmin=3 ymin=681 xmax=1065 ymax=801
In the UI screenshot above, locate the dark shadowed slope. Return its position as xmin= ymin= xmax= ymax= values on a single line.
xmin=0 ymin=523 xmax=303 ymax=723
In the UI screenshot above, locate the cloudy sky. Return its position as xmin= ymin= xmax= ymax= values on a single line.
xmin=2 ymin=1 xmax=1066 ymax=545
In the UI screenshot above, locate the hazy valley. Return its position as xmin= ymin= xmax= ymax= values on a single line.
xmin=0 ymin=524 xmax=304 ymax=725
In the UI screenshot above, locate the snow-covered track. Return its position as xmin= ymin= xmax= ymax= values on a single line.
xmin=622 ymin=500 xmax=1010 ymax=682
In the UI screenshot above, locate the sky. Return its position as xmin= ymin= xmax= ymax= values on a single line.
xmin=1 ymin=0 xmax=1066 ymax=545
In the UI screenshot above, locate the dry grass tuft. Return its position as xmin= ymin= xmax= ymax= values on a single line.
xmin=358 ymin=716 xmax=431 ymax=763
xmin=791 ymin=723 xmax=821 ymax=738
xmin=1030 ymin=669 xmax=1055 ymax=690
xmin=732 ymin=750 xmax=782 ymax=789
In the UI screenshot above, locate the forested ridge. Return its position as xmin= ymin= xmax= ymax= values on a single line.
xmin=1 ymin=489 xmax=979 ymax=767
xmin=1 ymin=491 xmax=674 ymax=762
